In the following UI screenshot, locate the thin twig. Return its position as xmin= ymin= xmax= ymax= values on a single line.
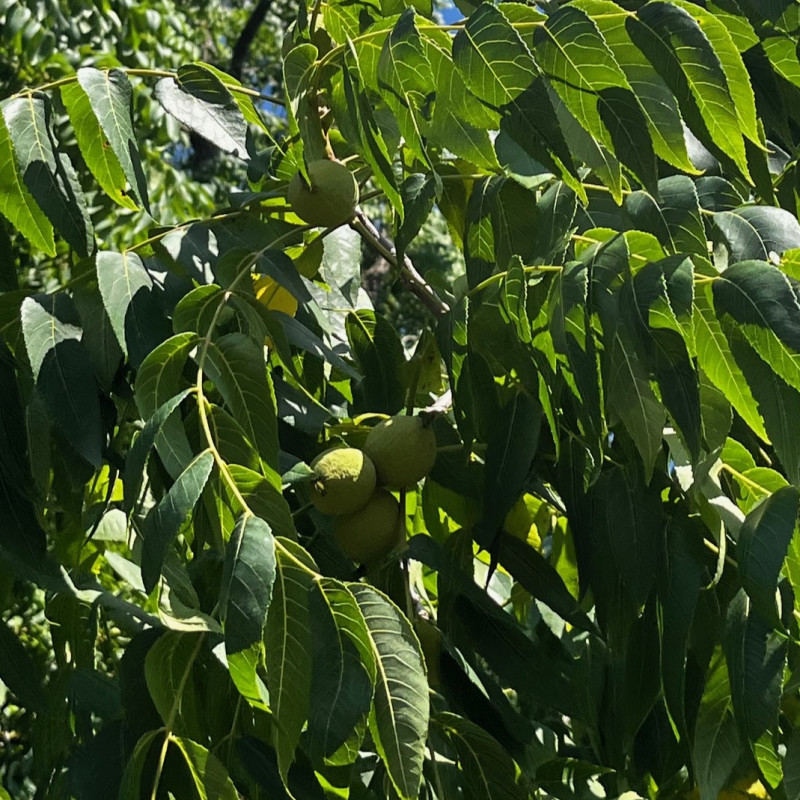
xmin=351 ymin=211 xmax=450 ymax=319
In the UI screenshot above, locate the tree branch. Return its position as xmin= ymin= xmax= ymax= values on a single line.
xmin=230 ymin=0 xmax=274 ymax=80
xmin=351 ymin=211 xmax=451 ymax=319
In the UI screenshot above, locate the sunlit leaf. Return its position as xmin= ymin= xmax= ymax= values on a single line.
xmin=2 ymin=93 xmax=93 ymax=254
xmin=62 ymin=68 xmax=149 ymax=211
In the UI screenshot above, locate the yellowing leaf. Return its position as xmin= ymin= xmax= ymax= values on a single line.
xmin=253 ymin=275 xmax=299 ymax=317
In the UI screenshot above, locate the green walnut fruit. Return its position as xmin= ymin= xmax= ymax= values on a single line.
xmin=309 ymin=447 xmax=376 ymax=515
xmin=335 ymin=489 xmax=402 ymax=563
xmin=287 ymin=160 xmax=359 ymax=228
xmin=363 ymin=414 xmax=437 ymax=489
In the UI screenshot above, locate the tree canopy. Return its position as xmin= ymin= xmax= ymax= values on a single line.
xmin=4 ymin=1 xmax=800 ymax=799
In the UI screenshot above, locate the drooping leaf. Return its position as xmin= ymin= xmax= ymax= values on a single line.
xmin=625 ymin=175 xmax=707 ymax=257
xmin=124 ymin=389 xmax=193 ymax=515
xmin=134 ymin=333 xmax=199 ymax=478
xmin=408 ymin=534 xmax=580 ymax=716
xmin=425 ymin=27 xmax=501 ymax=170
xmin=170 ymin=737 xmax=240 ymax=800
xmin=265 ymin=539 xmax=317 ymax=783
xmin=63 ymin=67 xmax=149 ymax=210
xmin=651 ymin=329 xmax=702 ymax=461
xmin=552 ymin=89 xmax=624 ymax=203
xmin=346 ymin=309 xmax=406 ymax=415
xmin=377 ymin=9 xmax=435 ymax=167
xmin=140 ymin=450 xmax=215 ymax=593
xmin=726 ymin=330 xmax=800 ymax=486
xmin=592 ymin=467 xmax=662 ymax=610
xmin=473 ymin=391 xmax=541 ymax=549
xmin=219 ymin=514 xmax=276 ymax=707
xmin=499 ymin=258 xmax=530 ymax=344
xmin=658 ymin=517 xmax=704 ymax=738
xmin=96 ymin=250 xmax=170 ymax=368
xmin=307 ymin=579 xmax=374 ymax=762
xmin=20 ymin=294 xmax=103 ymax=468
xmin=0 ymin=108 xmax=54 ymax=254
xmin=495 ymin=531 xmax=597 ymax=635
xmin=715 ymin=262 xmax=800 ymax=387
xmin=118 ymin=731 xmax=159 ymax=800
xmin=351 ymin=584 xmax=429 ymax=800
xmin=737 ymin=486 xmax=799 ymax=625
xmin=452 ymin=3 xmax=537 ymax=109
xmin=724 ymin=590 xmax=787 ymax=747
xmin=693 ymin=285 xmax=768 ymax=442
xmin=627 ymin=2 xmax=750 ymax=180
xmin=1 ymin=93 xmax=93 ymax=255
xmin=573 ymin=0 xmax=694 ymax=173
xmin=144 ymin=631 xmax=204 ymax=736
xmin=397 ymin=172 xmax=438 ymax=257
xmin=499 ymin=78 xmax=583 ymax=198
xmin=283 ymin=44 xmax=326 ymax=164
xmin=692 ymin=649 xmax=742 ymax=800
xmin=534 ymin=5 xmax=657 ymax=189
xmin=201 ymin=332 xmax=280 ymax=488
xmin=669 ymin=0 xmax=761 ymax=145
xmin=605 ymin=322 xmax=666 ymax=480
xmin=72 ymin=282 xmax=123 ymax=393
xmin=155 ymin=64 xmax=249 ymax=158
xmin=437 ymin=712 xmax=527 ymax=800
xmin=341 ymin=53 xmax=403 ymax=215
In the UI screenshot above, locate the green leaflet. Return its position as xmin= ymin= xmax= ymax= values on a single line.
xmin=0 ymin=98 xmax=55 ymax=254
xmin=62 ymin=67 xmax=148 ymax=211
xmin=452 ymin=3 xmax=537 ymax=108
xmin=307 ymin=579 xmax=374 ymax=762
xmin=351 ymin=584 xmax=429 ymax=800
xmin=157 ymin=63 xmax=249 ymax=159
xmin=1 ymin=93 xmax=93 ymax=254
xmin=219 ymin=514 xmax=276 ymax=708
xmin=265 ymin=539 xmax=317 ymax=784
xmin=693 ymin=285 xmax=768 ymax=442
xmin=201 ymin=332 xmax=281 ymax=489
xmin=627 ymin=2 xmax=751 ymax=181
xmin=437 ymin=712 xmax=527 ymax=800
xmin=20 ymin=295 xmax=103 ymax=468
xmin=140 ymin=450 xmax=215 ymax=593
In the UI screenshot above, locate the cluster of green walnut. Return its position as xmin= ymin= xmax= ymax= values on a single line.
xmin=308 ymin=415 xmax=437 ymax=564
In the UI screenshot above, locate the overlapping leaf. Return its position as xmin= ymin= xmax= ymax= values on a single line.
xmin=0 ymin=108 xmax=54 ymax=254
xmin=713 ymin=261 xmax=800 ymax=395
xmin=201 ymin=332 xmax=280 ymax=488
xmin=219 ymin=514 xmax=276 ymax=707
xmin=307 ymin=579 xmax=374 ymax=761
xmin=134 ymin=333 xmax=199 ymax=477
xmin=627 ymin=2 xmax=750 ymax=179
xmin=452 ymin=3 xmax=537 ymax=109
xmin=155 ymin=64 xmax=249 ymax=158
xmin=2 ymin=93 xmax=93 ymax=255
xmin=265 ymin=539 xmax=316 ymax=783
xmin=140 ymin=450 xmax=214 ymax=593
xmin=20 ymin=295 xmax=103 ymax=468
xmin=351 ymin=585 xmax=429 ymax=800
xmin=378 ymin=10 xmax=435 ymax=167
xmin=61 ymin=68 xmax=148 ymax=211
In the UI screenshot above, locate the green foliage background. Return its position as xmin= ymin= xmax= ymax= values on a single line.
xmin=4 ymin=0 xmax=800 ymax=799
